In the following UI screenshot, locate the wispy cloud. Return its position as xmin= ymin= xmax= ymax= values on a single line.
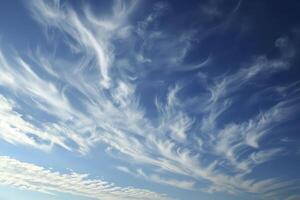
xmin=0 ymin=94 xmax=68 ymax=151
xmin=0 ymin=0 xmax=299 ymax=199
xmin=0 ymin=156 xmax=171 ymax=200
xmin=116 ymin=166 xmax=196 ymax=190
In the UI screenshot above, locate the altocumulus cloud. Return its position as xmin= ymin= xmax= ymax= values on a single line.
xmin=0 ymin=156 xmax=170 ymax=200
xmin=0 ymin=0 xmax=300 ymax=200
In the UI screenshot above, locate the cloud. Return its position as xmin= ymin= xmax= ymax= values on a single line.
xmin=285 ymin=195 xmax=300 ymax=200
xmin=116 ymin=166 xmax=196 ymax=190
xmin=0 ymin=156 xmax=171 ymax=200
xmin=27 ymin=0 xmax=138 ymax=88
xmin=0 ymin=0 xmax=299 ymax=199
xmin=0 ymin=94 xmax=68 ymax=151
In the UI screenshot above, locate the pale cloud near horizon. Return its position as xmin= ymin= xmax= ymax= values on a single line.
xmin=0 ymin=156 xmax=171 ymax=200
xmin=116 ymin=165 xmax=196 ymax=190
xmin=0 ymin=0 xmax=299 ymax=199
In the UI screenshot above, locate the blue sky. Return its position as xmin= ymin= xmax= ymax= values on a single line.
xmin=0 ymin=0 xmax=300 ymax=199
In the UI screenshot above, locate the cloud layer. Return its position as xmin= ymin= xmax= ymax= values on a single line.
xmin=0 ymin=0 xmax=299 ymax=199
xmin=0 ymin=156 xmax=170 ymax=200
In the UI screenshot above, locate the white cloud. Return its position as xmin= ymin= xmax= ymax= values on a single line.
xmin=116 ymin=166 xmax=196 ymax=190
xmin=0 ymin=0 xmax=298 ymax=199
xmin=285 ymin=195 xmax=300 ymax=200
xmin=27 ymin=0 xmax=138 ymax=88
xmin=0 ymin=156 xmax=171 ymax=200
xmin=0 ymin=94 xmax=68 ymax=151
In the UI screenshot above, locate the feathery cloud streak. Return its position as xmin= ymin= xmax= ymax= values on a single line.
xmin=0 ymin=0 xmax=299 ymax=199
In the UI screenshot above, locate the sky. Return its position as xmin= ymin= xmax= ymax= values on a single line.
xmin=0 ymin=0 xmax=300 ymax=200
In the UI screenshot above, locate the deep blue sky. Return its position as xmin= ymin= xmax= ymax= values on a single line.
xmin=0 ymin=1 xmax=300 ymax=200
